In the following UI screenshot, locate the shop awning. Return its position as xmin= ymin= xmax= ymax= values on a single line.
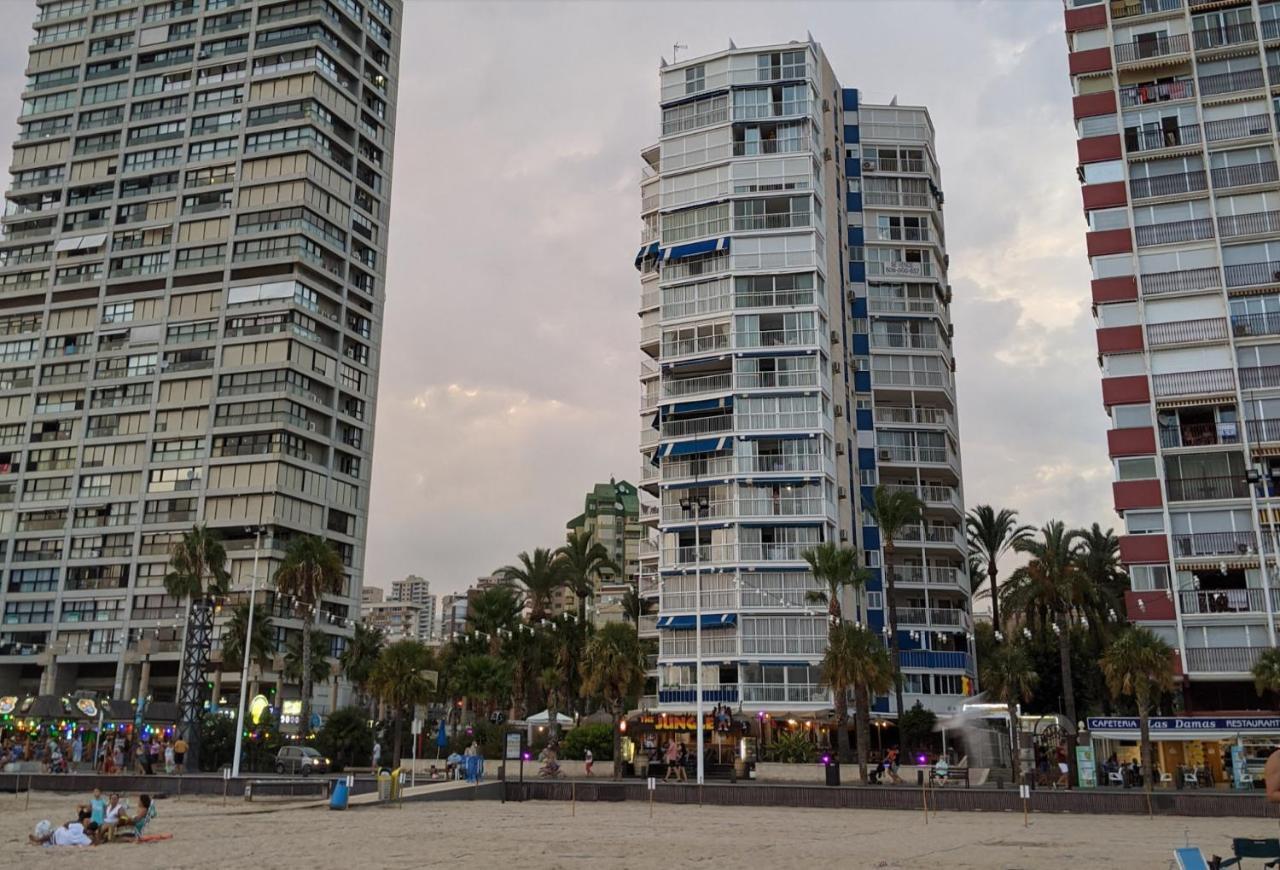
xmin=634 ymin=241 xmax=659 ymax=269
xmin=668 ymin=397 xmax=732 ymax=414
xmin=658 ymin=436 xmax=730 ymax=457
xmin=661 ymin=237 xmax=730 ymax=262
xmin=656 ymin=613 xmax=737 ymax=630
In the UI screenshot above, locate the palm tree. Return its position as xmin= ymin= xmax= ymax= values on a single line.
xmin=823 ymin=623 xmax=894 ymax=782
xmin=498 ymin=549 xmax=564 ymax=623
xmin=540 ymin=665 xmax=564 ymax=741
xmin=1004 ymin=520 xmax=1086 ymax=786
xmin=166 ymin=524 xmax=231 ymax=766
xmin=867 ymin=485 xmax=924 ymax=719
xmin=451 ymin=654 xmax=512 ymax=723
xmin=581 ymin=622 xmax=645 ymax=780
xmin=340 ymin=621 xmax=384 ymax=712
xmin=1253 ymin=647 xmax=1280 ymax=698
xmin=979 ymin=642 xmax=1038 ymax=776
xmin=802 ymin=542 xmax=865 ymax=624
xmin=273 ymin=535 xmax=345 ymax=738
xmin=965 ymin=506 xmax=1033 ymax=633
xmin=1100 ymin=627 xmax=1175 ymax=793
xmin=466 ymin=585 xmax=524 ymax=654
xmin=368 ymin=640 xmax=437 ymax=766
xmin=557 ymin=529 xmax=619 ymax=623
xmin=621 ymin=586 xmax=644 ymax=633
xmin=220 ymin=602 xmax=275 ymax=702
xmin=1075 ymin=523 xmax=1126 ymax=632
xmin=284 ymin=629 xmax=332 ymax=692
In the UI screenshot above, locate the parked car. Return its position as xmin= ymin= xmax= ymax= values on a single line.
xmin=275 ymin=746 xmax=330 ymax=776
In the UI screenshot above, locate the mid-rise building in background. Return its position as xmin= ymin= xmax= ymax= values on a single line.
xmin=361 ymin=587 xmax=385 ymax=605
xmin=0 ymin=0 xmax=402 ymax=714
xmin=636 ymin=38 xmax=971 ymax=722
xmin=565 ymin=478 xmax=643 ymax=622
xmin=439 ymin=592 xmax=469 ymax=640
xmin=390 ymin=574 xmax=436 ymax=642
xmin=1064 ymin=0 xmax=1280 ymax=712
xmin=360 ymin=597 xmax=422 ymax=643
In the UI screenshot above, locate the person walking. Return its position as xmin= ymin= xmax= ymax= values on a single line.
xmin=371 ymin=738 xmax=381 ymax=770
xmin=676 ymin=743 xmax=689 ymax=782
xmin=584 ymin=748 xmax=594 ymax=776
xmin=663 ymin=739 xmax=680 ymax=782
xmin=71 ymin=734 xmax=83 ymax=770
xmin=172 ymin=736 xmax=187 ymax=774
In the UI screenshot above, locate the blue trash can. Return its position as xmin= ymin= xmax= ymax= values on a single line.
xmin=329 ymin=778 xmax=349 ymax=810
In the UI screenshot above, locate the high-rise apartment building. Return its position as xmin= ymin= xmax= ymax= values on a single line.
xmin=360 ymin=597 xmax=421 ymax=643
xmin=637 ymin=39 xmax=972 ymax=721
xmin=0 ymin=0 xmax=402 ymax=712
xmin=565 ymin=478 xmax=643 ymax=622
xmin=390 ymin=574 xmax=435 ymax=642
xmin=1064 ymin=0 xmax=1280 ymax=710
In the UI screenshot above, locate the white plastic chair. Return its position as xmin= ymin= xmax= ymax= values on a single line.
xmin=1107 ymin=771 xmax=1124 ymax=786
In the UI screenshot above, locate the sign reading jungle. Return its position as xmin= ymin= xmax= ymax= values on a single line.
xmin=1088 ymin=716 xmax=1280 ymax=733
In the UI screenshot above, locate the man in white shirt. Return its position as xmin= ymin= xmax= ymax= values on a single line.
xmin=372 ymin=740 xmax=381 ymax=769
xmin=29 ymin=811 xmax=96 ymax=847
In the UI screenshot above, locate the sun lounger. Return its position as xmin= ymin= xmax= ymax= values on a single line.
xmin=1173 ymin=846 xmax=1211 ymax=870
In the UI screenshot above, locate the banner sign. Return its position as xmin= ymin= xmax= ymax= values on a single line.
xmin=1087 ymin=716 xmax=1280 ymax=733
xmin=1075 ymin=745 xmax=1096 ymax=789
xmin=1230 ymin=744 xmax=1249 ymax=790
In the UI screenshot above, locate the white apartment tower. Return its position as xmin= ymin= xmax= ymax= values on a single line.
xmin=390 ymin=574 xmax=435 ymax=642
xmin=0 ymin=0 xmax=402 ymax=710
xmin=636 ymin=39 xmax=973 ymax=724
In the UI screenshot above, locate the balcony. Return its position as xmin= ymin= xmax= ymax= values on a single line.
xmin=1134 ymin=216 xmax=1214 ymax=247
xmin=1184 ymin=646 xmax=1264 ymax=673
xmin=899 ymin=650 xmax=972 ymax=672
xmin=741 ymin=683 xmax=828 ymax=704
xmin=1165 ymin=475 xmax=1249 ymax=501
xmin=882 ymin=482 xmax=961 ymax=510
xmin=1246 ymin=418 xmax=1280 ymax=444
xmin=1204 ymin=114 xmax=1272 ymax=144
xmin=1218 ymin=210 xmax=1280 ymax=240
xmin=1232 ymin=312 xmax=1280 ymax=338
xmin=1110 ymin=0 xmax=1182 ymax=20
xmin=896 ymin=524 xmax=964 ymax=548
xmin=1130 ymin=169 xmax=1207 ymax=200
xmin=1171 ymin=531 xmax=1259 ymax=557
xmin=897 ymin=607 xmax=971 ymax=631
xmin=1193 ymin=22 xmax=1257 ymax=51
xmin=733 ymin=328 xmax=821 ymax=350
xmin=1127 ymin=123 xmax=1200 ymax=154
xmin=658 ymin=685 xmax=740 ymax=704
xmin=1178 ymin=588 xmax=1267 ymax=614
xmin=1140 ymin=266 xmax=1220 ymax=297
xmin=1119 ymin=79 xmax=1195 ymax=108
xmin=1159 ymin=421 xmax=1239 ymax=448
xmin=1150 ymin=368 xmax=1235 ymax=397
xmin=1198 ymin=67 xmax=1265 ymax=97
xmin=660 ymin=333 xmax=730 ymax=361
xmin=1240 ymin=364 xmax=1280 ymax=390
xmin=1114 ymin=33 xmax=1191 ymax=64
xmin=1145 ymin=316 xmax=1227 ymax=346
xmin=1212 ymin=161 xmax=1279 ymax=190
xmin=731 ymin=99 xmax=813 ymax=123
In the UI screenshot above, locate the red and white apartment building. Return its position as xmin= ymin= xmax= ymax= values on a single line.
xmin=1065 ymin=0 xmax=1280 ymax=710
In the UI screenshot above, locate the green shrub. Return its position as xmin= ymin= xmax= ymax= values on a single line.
xmin=315 ymin=707 xmax=373 ymax=772
xmin=560 ymin=723 xmax=613 ymax=761
xmin=197 ymin=714 xmax=236 ymax=772
xmin=765 ymin=730 xmax=816 ymax=764
xmin=898 ymin=702 xmax=938 ymax=755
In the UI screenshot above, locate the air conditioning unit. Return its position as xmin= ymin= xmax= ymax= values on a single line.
xmin=839 ymin=530 xmax=849 ymax=542
xmin=830 ymin=329 xmax=840 ymax=343
xmin=835 ymin=442 xmax=845 ymax=456
xmin=878 ymin=448 xmax=892 ymax=461
xmin=823 ymin=147 xmax=832 ymax=162
xmin=822 ymin=98 xmax=831 ymax=113
xmin=832 ymin=361 xmax=841 ymax=374
xmin=834 ymin=405 xmax=843 ymax=417
xmin=307 ymin=421 xmax=317 ymax=431
xmin=862 ymin=159 xmax=876 ymax=172
xmin=837 ymin=486 xmax=847 ymax=499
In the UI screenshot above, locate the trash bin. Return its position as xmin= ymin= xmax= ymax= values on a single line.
xmin=329 ymin=778 xmax=349 ymax=810
xmin=825 ymin=760 xmax=840 ymax=786
xmin=377 ymin=771 xmax=392 ymax=801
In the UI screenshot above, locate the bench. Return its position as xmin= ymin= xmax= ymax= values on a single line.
xmin=930 ymin=767 xmax=970 ymax=788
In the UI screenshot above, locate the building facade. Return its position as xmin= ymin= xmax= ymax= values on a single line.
xmin=390 ymin=574 xmax=435 ymax=642
xmin=439 ymin=592 xmax=468 ymax=641
xmin=360 ymin=597 xmax=421 ymax=643
xmin=0 ymin=0 xmax=402 ymax=713
xmin=636 ymin=39 xmax=971 ymax=720
xmin=565 ymin=478 xmax=643 ymax=622
xmin=1064 ymin=0 xmax=1280 ymax=711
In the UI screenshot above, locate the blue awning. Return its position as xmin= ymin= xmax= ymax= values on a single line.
xmin=658 ymin=436 xmax=730 ymax=457
xmin=634 ymin=241 xmax=659 ymax=269
xmin=661 ymin=237 xmax=730 ymax=262
xmin=668 ymin=396 xmax=732 ymax=414
xmin=656 ymin=613 xmax=738 ymax=630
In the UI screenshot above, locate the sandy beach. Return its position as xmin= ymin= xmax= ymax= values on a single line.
xmin=3 ymin=789 xmax=1278 ymax=868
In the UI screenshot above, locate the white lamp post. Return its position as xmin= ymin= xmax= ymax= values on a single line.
xmin=231 ymin=525 xmax=264 ymax=778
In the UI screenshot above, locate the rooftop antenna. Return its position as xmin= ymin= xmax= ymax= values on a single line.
xmin=673 ymin=43 xmax=688 ymax=62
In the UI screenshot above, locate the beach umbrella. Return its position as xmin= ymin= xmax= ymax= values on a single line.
xmin=436 ymin=718 xmax=448 ymax=759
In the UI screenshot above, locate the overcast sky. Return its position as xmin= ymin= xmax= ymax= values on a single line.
xmin=1 ymin=0 xmax=1114 ymax=599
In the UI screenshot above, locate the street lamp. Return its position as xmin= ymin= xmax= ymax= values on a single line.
xmin=231 ymin=524 xmax=266 ymax=779
xmin=679 ymin=487 xmax=710 ymax=787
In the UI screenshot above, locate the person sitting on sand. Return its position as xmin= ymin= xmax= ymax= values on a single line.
xmin=84 ymin=787 xmax=106 ymax=827
xmin=30 ymin=810 xmax=97 ymax=847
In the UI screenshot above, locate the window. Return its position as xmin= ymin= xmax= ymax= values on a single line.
xmin=1130 ymin=564 xmax=1170 ymax=591
xmin=1113 ymin=403 xmax=1152 ymax=429
xmin=684 ymin=64 xmax=705 ymax=95
xmin=188 ymin=137 xmax=237 ymax=162
xmin=1116 ymin=457 xmax=1157 ymax=480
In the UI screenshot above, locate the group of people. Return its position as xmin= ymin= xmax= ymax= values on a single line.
xmin=96 ymin=733 xmax=188 ymax=776
xmin=660 ymin=739 xmax=692 ymax=781
xmin=28 ymin=789 xmax=157 ymax=848
xmin=1 ymin=731 xmax=187 ymax=775
xmin=1099 ymin=753 xmax=1159 ymax=788
xmin=868 ymin=747 xmax=904 ymax=784
xmin=3 ymin=733 xmax=84 ymax=773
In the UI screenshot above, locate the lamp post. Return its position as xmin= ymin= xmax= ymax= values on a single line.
xmin=679 ymin=486 xmax=710 ymax=786
xmin=231 ymin=525 xmax=265 ymax=779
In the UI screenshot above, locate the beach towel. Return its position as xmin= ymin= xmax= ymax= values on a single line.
xmin=136 ymin=834 xmax=173 ymax=844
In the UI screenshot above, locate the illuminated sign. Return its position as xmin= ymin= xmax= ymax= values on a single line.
xmin=0 ymin=696 xmax=16 ymax=716
xmin=75 ymin=699 xmax=98 ymax=718
xmin=249 ymin=694 xmax=270 ymax=725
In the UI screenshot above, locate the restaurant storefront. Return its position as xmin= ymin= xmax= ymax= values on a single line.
xmin=622 ymin=710 xmax=754 ymax=774
xmin=1086 ymin=715 xmax=1280 ymax=789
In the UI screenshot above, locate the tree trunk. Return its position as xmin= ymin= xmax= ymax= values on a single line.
xmin=1057 ymin=613 xmax=1078 ymax=789
xmin=391 ymin=708 xmax=403 ymax=768
xmin=885 ymin=540 xmax=904 ymax=719
xmin=854 ymin=685 xmax=870 ymax=783
xmin=1138 ymin=693 xmax=1153 ymax=794
xmin=987 ymin=565 xmax=1000 ymax=632
xmin=834 ymin=682 xmax=851 ymax=764
xmin=612 ymin=701 xmax=624 ymax=781
xmin=300 ymin=613 xmax=314 ymax=740
xmin=548 ymin=694 xmax=559 ymax=742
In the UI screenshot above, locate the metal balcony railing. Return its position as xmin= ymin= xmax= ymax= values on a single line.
xmin=1239 ymin=364 xmax=1280 ymax=390
xmin=1224 ymin=261 xmax=1280 ymax=289
xmin=1197 ymin=67 xmax=1265 ymax=97
xmin=1184 ymin=646 xmax=1264 ymax=673
xmin=1134 ymin=216 xmax=1214 ymax=247
xmin=1145 ymin=316 xmax=1227 ymax=345
xmin=740 ymin=683 xmax=828 ymax=704
xmin=1130 ymin=169 xmax=1207 ymax=199
xmin=1171 ymin=530 xmax=1259 ymax=557
xmin=1246 ymin=418 xmax=1280 ymax=444
xmin=658 ymin=685 xmax=740 ymax=704
xmin=1211 ymin=161 xmax=1278 ymax=190
xmin=1119 ymin=79 xmax=1195 ymax=107
xmin=1140 ymin=266 xmax=1220 ymax=297
xmin=1150 ymin=368 xmax=1235 ymax=397
xmin=1115 ymin=33 xmax=1191 ymax=63
xmin=1159 ymin=421 xmax=1239 ymax=448
xmin=1110 ymin=0 xmax=1182 ymax=20
xmin=1231 ymin=311 xmax=1280 ymax=338
xmin=1266 ymin=19 xmax=1280 ymax=41
xmin=1127 ymin=124 xmax=1201 ymax=153
xmin=1165 ymin=475 xmax=1250 ymax=501
xmin=1204 ymin=114 xmax=1272 ymax=143
xmin=1218 ymin=210 xmax=1280 ymax=239
xmin=1193 ymin=22 xmax=1257 ymax=51
xmin=1178 ymin=588 xmax=1267 ymax=614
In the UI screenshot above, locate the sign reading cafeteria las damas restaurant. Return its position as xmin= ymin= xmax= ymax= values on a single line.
xmin=1088 ymin=717 xmax=1280 ymax=733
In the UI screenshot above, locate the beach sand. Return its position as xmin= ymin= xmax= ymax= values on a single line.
xmin=3 ymin=788 xmax=1278 ymax=868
